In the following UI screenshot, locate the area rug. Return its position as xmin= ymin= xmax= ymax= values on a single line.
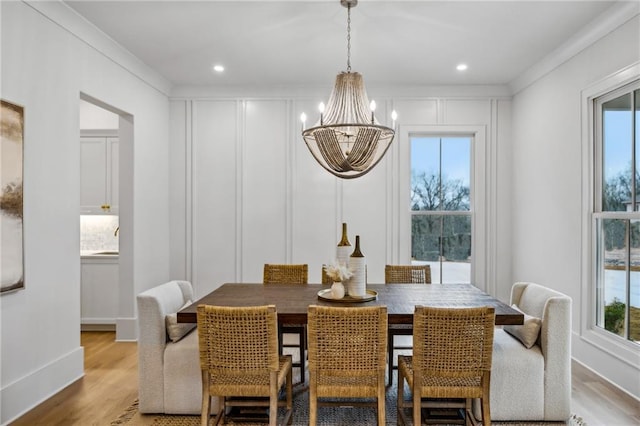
xmin=111 ymin=395 xmax=587 ymax=426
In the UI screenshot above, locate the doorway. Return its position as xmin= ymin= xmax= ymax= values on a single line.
xmin=79 ymin=93 xmax=134 ymax=341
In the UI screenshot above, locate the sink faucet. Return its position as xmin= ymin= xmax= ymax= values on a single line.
xmin=114 ymin=226 xmax=119 ymax=237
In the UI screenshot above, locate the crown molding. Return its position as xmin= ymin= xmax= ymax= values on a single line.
xmin=24 ymin=1 xmax=172 ymax=97
xmin=509 ymin=1 xmax=640 ymax=95
xmin=170 ymin=84 xmax=512 ymax=100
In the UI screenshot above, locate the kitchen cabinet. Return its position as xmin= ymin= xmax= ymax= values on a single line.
xmin=81 ymin=255 xmax=118 ymax=326
xmin=80 ymin=135 xmax=119 ymax=214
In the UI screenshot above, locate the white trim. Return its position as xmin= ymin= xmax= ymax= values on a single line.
xmin=286 ymin=100 xmax=294 ymax=262
xmin=115 ymin=317 xmax=137 ymax=341
xmin=572 ymin=350 xmax=640 ymax=402
xmin=0 ymin=347 xmax=84 ymax=425
xmin=510 ymin=2 xmax=640 ymax=95
xmin=185 ymin=101 xmax=193 ymax=284
xmin=237 ymin=101 xmax=245 ymax=282
xmin=397 ymin=125 xmax=492 ymax=292
xmin=580 ymin=62 xmax=640 ymax=382
xmin=171 ymin=85 xmax=512 ymax=100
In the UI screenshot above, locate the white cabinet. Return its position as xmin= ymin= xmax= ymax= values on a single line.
xmin=80 ymin=136 xmax=119 ymax=214
xmin=81 ymin=256 xmax=119 ymax=325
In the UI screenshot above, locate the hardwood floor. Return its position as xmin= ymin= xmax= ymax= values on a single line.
xmin=10 ymin=331 xmax=640 ymax=425
xmin=10 ymin=332 xmax=138 ymax=426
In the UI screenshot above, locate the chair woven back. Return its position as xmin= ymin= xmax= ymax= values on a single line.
xmin=385 ymin=264 xmax=431 ymax=284
xmin=321 ymin=264 xmax=333 ymax=284
xmin=197 ymin=304 xmax=280 ymax=374
xmin=413 ymin=306 xmax=494 ymax=380
xmin=263 ymin=264 xmax=308 ymax=284
xmin=308 ymin=305 xmax=387 ymax=376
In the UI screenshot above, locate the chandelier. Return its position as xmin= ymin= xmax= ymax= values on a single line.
xmin=301 ymin=0 xmax=397 ymax=179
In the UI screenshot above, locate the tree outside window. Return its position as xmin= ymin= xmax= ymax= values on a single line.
xmin=595 ymin=84 xmax=640 ymax=344
xmin=410 ymin=136 xmax=471 ymax=283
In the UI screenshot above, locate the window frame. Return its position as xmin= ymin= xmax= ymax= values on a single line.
xmin=593 ymin=81 xmax=640 ymax=344
xmin=581 ymin=62 xmax=640 ymax=365
xmin=409 ymin=136 xmax=473 ymax=283
xmin=397 ymin=125 xmax=489 ymax=291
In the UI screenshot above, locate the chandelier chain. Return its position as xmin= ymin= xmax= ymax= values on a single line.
xmin=346 ymin=4 xmax=351 ymax=72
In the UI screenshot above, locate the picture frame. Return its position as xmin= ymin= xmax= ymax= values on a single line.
xmin=1 ymin=99 xmax=25 ymax=294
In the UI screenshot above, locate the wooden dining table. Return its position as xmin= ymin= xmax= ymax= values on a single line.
xmin=177 ymin=283 xmax=523 ymax=326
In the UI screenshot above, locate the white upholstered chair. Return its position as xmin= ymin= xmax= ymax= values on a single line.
xmin=474 ymin=282 xmax=572 ymax=421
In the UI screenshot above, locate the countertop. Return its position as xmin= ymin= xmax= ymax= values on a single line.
xmin=81 ymin=250 xmax=119 ymax=260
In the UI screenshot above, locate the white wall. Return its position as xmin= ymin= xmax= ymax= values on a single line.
xmin=511 ymin=14 xmax=640 ymax=398
xmin=168 ymin=95 xmax=513 ymax=300
xmin=0 ymin=2 xmax=172 ymax=423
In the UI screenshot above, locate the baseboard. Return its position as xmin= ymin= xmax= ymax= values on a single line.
xmin=116 ymin=317 xmax=137 ymax=341
xmin=0 ymin=346 xmax=84 ymax=425
xmin=81 ymin=323 xmax=116 ymax=332
xmin=571 ymin=331 xmax=640 ymax=401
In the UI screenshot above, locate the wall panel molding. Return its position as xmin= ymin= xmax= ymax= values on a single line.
xmin=173 ymin=95 xmax=508 ymax=287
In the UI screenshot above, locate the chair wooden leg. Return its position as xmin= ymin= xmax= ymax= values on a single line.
xmin=482 ymin=372 xmax=491 ymax=426
xmin=309 ymin=373 xmax=317 ymax=426
xmin=287 ymin=363 xmax=293 ymax=425
xmin=299 ymin=329 xmax=306 ymax=384
xmin=377 ymin=371 xmax=386 ymax=426
xmin=201 ymin=371 xmax=210 ymax=426
xmin=465 ymin=398 xmax=472 ymax=426
xmin=397 ymin=358 xmax=406 ymax=426
xmin=481 ymin=396 xmax=491 ymax=426
xmin=388 ymin=330 xmax=394 ymax=386
xmin=412 ymin=385 xmax=421 ymax=426
xmin=269 ymin=372 xmax=278 ymax=426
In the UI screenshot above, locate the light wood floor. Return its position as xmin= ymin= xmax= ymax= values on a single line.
xmin=10 ymin=331 xmax=640 ymax=425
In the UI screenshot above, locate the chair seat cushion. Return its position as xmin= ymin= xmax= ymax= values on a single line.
xmin=473 ymin=329 xmax=545 ymax=421
xmin=163 ymin=329 xmax=202 ymax=414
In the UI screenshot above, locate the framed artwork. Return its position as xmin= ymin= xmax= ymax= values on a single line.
xmin=1 ymin=99 xmax=24 ymax=294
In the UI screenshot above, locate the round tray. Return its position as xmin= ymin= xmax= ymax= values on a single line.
xmin=317 ymin=289 xmax=378 ymax=303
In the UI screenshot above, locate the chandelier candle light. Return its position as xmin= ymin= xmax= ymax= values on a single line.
xmin=301 ymin=0 xmax=397 ymax=179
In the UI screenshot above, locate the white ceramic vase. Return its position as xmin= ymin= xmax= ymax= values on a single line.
xmin=331 ymin=281 xmax=345 ymax=299
xmin=347 ymin=235 xmax=366 ymax=297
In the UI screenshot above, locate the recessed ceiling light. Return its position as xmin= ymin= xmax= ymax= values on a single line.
xmin=456 ymin=63 xmax=468 ymax=71
xmin=213 ymin=65 xmax=224 ymax=73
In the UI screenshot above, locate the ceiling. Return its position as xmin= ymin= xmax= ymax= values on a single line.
xmin=64 ymin=1 xmax=618 ymax=90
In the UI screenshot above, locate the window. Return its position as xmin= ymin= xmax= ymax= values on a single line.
xmin=410 ymin=136 xmax=472 ymax=283
xmin=594 ymin=81 xmax=640 ymax=344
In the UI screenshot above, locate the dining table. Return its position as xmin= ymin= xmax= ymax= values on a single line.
xmin=177 ymin=283 xmax=524 ymax=326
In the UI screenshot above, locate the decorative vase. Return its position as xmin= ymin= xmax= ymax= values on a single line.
xmin=347 ymin=235 xmax=366 ymax=297
xmin=331 ymin=281 xmax=345 ymax=299
xmin=336 ymin=222 xmax=351 ymax=266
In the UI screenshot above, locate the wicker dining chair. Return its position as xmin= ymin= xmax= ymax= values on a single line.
xmin=197 ymin=304 xmax=293 ymax=426
xmin=397 ymin=306 xmax=495 ymax=426
xmin=263 ymin=263 xmax=308 ymax=384
xmin=307 ymin=305 xmax=388 ymax=426
xmin=384 ymin=264 xmax=431 ymax=385
xmin=321 ymin=264 xmax=333 ymax=284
